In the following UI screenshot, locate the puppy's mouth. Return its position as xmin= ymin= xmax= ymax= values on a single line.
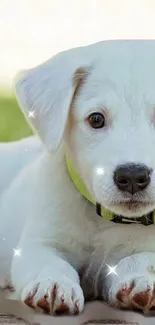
xmin=108 ymin=198 xmax=155 ymax=218
xmin=102 ymin=194 xmax=155 ymax=217
xmin=117 ymin=200 xmax=151 ymax=210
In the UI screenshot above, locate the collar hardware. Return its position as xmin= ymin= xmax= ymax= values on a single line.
xmin=96 ymin=203 xmax=154 ymax=226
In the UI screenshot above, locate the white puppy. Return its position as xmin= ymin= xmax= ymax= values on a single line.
xmin=1 ymin=40 xmax=155 ymax=315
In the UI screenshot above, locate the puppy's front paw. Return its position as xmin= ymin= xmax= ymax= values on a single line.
xmin=22 ymin=276 xmax=84 ymax=315
xmin=109 ymin=274 xmax=155 ymax=312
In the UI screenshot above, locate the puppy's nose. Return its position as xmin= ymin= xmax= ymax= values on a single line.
xmin=113 ymin=164 xmax=151 ymax=195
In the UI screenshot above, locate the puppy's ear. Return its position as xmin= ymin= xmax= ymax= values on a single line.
xmin=15 ymin=49 xmax=89 ymax=151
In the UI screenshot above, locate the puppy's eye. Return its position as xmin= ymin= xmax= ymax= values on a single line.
xmin=88 ymin=112 xmax=105 ymax=129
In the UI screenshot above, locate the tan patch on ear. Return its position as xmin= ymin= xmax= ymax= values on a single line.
xmin=73 ymin=67 xmax=87 ymax=87
xmin=66 ymin=67 xmax=88 ymax=138
xmin=65 ymin=106 xmax=75 ymax=141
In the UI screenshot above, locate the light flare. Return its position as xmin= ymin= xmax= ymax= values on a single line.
xmin=28 ymin=111 xmax=35 ymax=118
xmin=106 ymin=263 xmax=118 ymax=276
xmin=96 ymin=167 xmax=104 ymax=176
xmin=13 ymin=248 xmax=21 ymax=257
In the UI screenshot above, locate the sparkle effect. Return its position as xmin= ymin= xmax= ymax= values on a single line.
xmin=13 ymin=248 xmax=21 ymax=257
xmin=96 ymin=167 xmax=104 ymax=176
xmin=28 ymin=111 xmax=35 ymax=118
xmin=106 ymin=264 xmax=118 ymax=276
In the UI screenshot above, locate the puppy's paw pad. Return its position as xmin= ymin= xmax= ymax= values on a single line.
xmin=131 ymin=289 xmax=151 ymax=309
xmin=22 ymin=277 xmax=84 ymax=315
xmin=109 ymin=275 xmax=154 ymax=311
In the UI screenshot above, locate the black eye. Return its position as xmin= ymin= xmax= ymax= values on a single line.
xmin=88 ymin=112 xmax=105 ymax=129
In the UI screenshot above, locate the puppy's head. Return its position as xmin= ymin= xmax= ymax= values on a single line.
xmin=15 ymin=40 xmax=155 ymax=218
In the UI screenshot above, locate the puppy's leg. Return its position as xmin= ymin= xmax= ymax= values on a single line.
xmin=11 ymin=242 xmax=84 ymax=315
xmin=81 ymin=251 xmax=155 ymax=313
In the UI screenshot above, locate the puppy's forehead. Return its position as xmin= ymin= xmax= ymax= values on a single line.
xmin=75 ymin=41 xmax=155 ymax=116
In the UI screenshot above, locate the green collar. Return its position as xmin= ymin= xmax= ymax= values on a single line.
xmin=66 ymin=156 xmax=155 ymax=226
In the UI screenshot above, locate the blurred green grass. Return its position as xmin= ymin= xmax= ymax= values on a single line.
xmin=0 ymin=94 xmax=32 ymax=142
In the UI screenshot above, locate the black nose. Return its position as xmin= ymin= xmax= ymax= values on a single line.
xmin=113 ymin=164 xmax=151 ymax=195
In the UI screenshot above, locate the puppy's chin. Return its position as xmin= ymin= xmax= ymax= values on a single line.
xmin=103 ymin=201 xmax=155 ymax=218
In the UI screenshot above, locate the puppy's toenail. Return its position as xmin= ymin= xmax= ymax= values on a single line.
xmin=24 ymin=294 xmax=34 ymax=308
xmin=37 ymin=297 xmax=50 ymax=313
xmin=55 ymin=303 xmax=69 ymax=315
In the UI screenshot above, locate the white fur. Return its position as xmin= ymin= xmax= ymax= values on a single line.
xmin=1 ymin=40 xmax=155 ymax=314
